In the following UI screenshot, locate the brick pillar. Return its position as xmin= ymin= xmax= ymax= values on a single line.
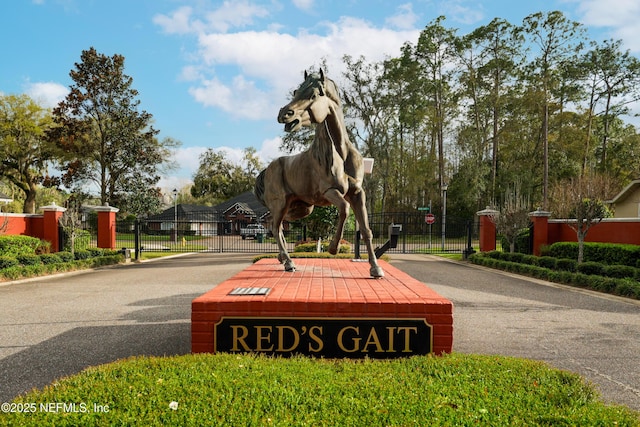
xmin=41 ymin=203 xmax=66 ymax=252
xmin=476 ymin=207 xmax=498 ymax=252
xmin=94 ymin=204 xmax=119 ymax=249
xmin=529 ymin=209 xmax=551 ymax=256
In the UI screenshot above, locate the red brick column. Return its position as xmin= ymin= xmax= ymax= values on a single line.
xmin=529 ymin=209 xmax=551 ymax=256
xmin=94 ymin=204 xmax=119 ymax=250
xmin=41 ymin=203 xmax=66 ymax=252
xmin=476 ymin=207 xmax=498 ymax=252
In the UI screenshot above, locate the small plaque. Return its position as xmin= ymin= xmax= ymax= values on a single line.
xmin=228 ymin=287 xmax=271 ymax=296
xmin=214 ymin=317 xmax=432 ymax=358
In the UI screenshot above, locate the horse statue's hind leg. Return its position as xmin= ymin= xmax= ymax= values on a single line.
xmin=347 ymin=188 xmax=384 ymax=278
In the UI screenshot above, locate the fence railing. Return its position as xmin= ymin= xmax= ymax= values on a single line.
xmin=113 ymin=212 xmax=478 ymax=259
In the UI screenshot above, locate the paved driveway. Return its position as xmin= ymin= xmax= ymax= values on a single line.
xmin=0 ymin=253 xmax=639 ymax=411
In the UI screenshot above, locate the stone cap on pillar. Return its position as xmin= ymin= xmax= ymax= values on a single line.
xmin=92 ymin=203 xmax=120 ymax=213
xmin=476 ymin=206 xmax=499 ymax=217
xmin=40 ymin=202 xmax=66 ymax=212
xmin=528 ymin=207 xmax=551 ymax=217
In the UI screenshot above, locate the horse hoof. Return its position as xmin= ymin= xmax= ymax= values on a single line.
xmin=284 ymin=261 xmax=296 ymax=272
xmin=370 ymin=266 xmax=384 ymax=278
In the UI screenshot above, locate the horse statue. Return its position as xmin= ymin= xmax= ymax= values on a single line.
xmin=254 ymin=69 xmax=384 ymax=278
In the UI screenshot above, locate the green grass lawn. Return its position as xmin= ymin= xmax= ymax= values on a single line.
xmin=1 ymin=353 xmax=637 ymax=426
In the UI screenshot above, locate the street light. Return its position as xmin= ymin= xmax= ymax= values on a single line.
xmin=172 ymin=188 xmax=178 ymax=243
xmin=441 ymin=183 xmax=448 ymax=251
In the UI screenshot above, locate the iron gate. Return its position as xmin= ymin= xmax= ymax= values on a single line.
xmin=115 ymin=212 xmax=478 ymax=258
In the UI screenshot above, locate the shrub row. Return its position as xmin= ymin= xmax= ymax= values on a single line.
xmin=0 ymin=249 xmax=122 ymax=281
xmin=0 ymin=249 xmax=116 ymax=270
xmin=542 ymin=242 xmax=640 ymax=268
xmin=485 ymin=250 xmax=640 ymax=280
xmin=470 ymin=253 xmax=640 ymax=300
xmin=293 ymin=240 xmax=351 ymax=254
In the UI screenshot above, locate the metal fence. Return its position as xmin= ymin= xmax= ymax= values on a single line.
xmin=114 ymin=212 xmax=478 ymax=259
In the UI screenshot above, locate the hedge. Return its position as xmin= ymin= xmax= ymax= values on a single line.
xmin=469 ymin=253 xmax=640 ymax=300
xmin=543 ymin=242 xmax=640 ymax=267
xmin=0 ymin=235 xmax=48 ymax=257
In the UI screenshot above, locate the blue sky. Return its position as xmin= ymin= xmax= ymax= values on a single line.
xmin=2 ymin=0 xmax=639 ymax=195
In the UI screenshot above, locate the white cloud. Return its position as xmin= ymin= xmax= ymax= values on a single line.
xmin=182 ymin=16 xmax=419 ymax=120
xmin=153 ymin=1 xmax=269 ymax=35
xmin=575 ymin=0 xmax=640 ymax=52
xmin=292 ymin=0 xmax=314 ymax=12
xmin=26 ymin=81 xmax=68 ymax=108
xmin=153 ymin=6 xmax=194 ymax=35
xmin=386 ymin=3 xmax=420 ymax=30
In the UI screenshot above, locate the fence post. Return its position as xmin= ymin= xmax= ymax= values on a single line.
xmin=134 ymin=219 xmax=141 ymax=261
xmin=41 ymin=203 xmax=66 ymax=252
xmin=94 ymin=204 xmax=120 ymax=249
xmin=528 ymin=208 xmax=551 ymax=256
xmin=476 ymin=207 xmax=498 ymax=252
xmin=463 ymin=220 xmax=476 ymax=259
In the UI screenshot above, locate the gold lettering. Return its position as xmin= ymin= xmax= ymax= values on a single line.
xmin=276 ymin=325 xmax=299 ymax=352
xmin=308 ymin=326 xmax=324 ymax=352
xmin=387 ymin=327 xmax=397 ymax=352
xmin=397 ymin=327 xmax=418 ymax=352
xmin=363 ymin=327 xmax=384 ymax=353
xmin=230 ymin=325 xmax=250 ymax=351
xmin=337 ymin=326 xmax=360 ymax=353
xmin=255 ymin=326 xmax=274 ymax=351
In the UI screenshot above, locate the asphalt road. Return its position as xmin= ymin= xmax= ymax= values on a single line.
xmin=0 ymin=253 xmax=639 ymax=412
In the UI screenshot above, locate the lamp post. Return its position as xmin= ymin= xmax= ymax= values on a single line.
xmin=441 ymin=183 xmax=448 ymax=251
xmin=172 ymin=188 xmax=178 ymax=243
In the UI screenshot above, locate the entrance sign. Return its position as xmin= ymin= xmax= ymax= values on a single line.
xmin=215 ymin=317 xmax=432 ymax=358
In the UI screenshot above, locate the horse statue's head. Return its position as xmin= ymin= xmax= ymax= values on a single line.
xmin=277 ymin=69 xmax=340 ymax=132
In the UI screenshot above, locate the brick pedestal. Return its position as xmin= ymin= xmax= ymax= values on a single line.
xmin=192 ymin=258 xmax=453 ymax=358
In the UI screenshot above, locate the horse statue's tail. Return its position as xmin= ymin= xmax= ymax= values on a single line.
xmin=254 ymin=169 xmax=267 ymax=206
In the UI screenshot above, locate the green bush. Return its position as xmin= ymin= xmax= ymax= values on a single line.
xmin=39 ymin=253 xmax=62 ymax=265
xmin=57 ymin=251 xmax=75 ymax=262
xmin=602 ymin=264 xmax=636 ymax=279
xmin=88 ymin=247 xmax=104 ymax=257
xmin=556 ymin=258 xmax=577 ymax=272
xmin=537 ymin=256 xmax=557 ymax=269
xmin=0 ymin=256 xmax=19 ymax=270
xmin=16 ymin=254 xmax=42 ymax=266
xmin=0 ymin=235 xmax=44 ymax=257
xmin=63 ymin=229 xmax=92 ymax=252
xmin=293 ymin=240 xmax=350 ymax=254
xmin=499 ymin=227 xmax=531 ymax=254
xmin=577 ymin=261 xmax=605 ymax=276
xmin=546 ymin=242 xmax=640 ymax=266
xmin=468 ymin=253 xmax=640 ymax=300
xmin=74 ymin=250 xmax=91 ymax=260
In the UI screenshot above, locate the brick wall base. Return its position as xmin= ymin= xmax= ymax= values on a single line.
xmin=192 ymin=258 xmax=453 ymax=357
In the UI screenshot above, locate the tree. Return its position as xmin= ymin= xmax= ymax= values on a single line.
xmin=191 ymin=147 xmax=263 ymax=204
xmin=521 ymin=11 xmax=586 ymax=209
xmin=0 ymin=94 xmax=56 ymax=213
xmin=414 ymin=17 xmax=459 ymax=196
xmin=580 ymin=39 xmax=640 ymax=171
xmin=549 ymin=173 xmax=615 ymax=263
xmin=49 ymin=47 xmax=175 ymax=211
xmin=488 ymin=182 xmax=531 ymax=253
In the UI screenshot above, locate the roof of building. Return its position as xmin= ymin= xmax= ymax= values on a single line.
xmin=146 ymin=191 xmax=268 ymax=222
xmin=607 ymin=179 xmax=640 ymax=204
